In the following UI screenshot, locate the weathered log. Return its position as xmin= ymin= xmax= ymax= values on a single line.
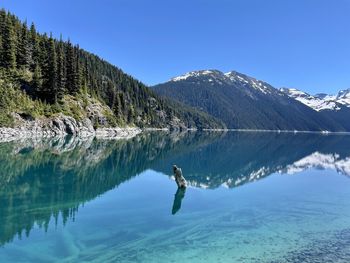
xmin=173 ymin=165 xmax=187 ymax=188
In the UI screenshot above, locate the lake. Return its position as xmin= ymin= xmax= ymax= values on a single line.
xmin=1 ymin=131 xmax=350 ymax=263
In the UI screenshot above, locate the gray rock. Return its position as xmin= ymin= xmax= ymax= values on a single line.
xmin=0 ymin=112 xmax=143 ymax=142
xmin=60 ymin=116 xmax=77 ymax=134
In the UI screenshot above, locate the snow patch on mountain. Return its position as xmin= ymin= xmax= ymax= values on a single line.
xmin=170 ymin=70 xmax=221 ymax=82
xmin=337 ymin=89 xmax=350 ymax=107
xmin=280 ymin=88 xmax=342 ymax=111
xmin=170 ymin=70 xmax=274 ymax=94
xmin=225 ymin=71 xmax=273 ymax=94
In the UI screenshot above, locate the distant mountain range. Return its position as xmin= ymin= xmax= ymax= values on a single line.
xmin=280 ymin=88 xmax=350 ymax=131
xmin=280 ymin=88 xmax=350 ymax=111
xmin=153 ymin=70 xmax=350 ymax=131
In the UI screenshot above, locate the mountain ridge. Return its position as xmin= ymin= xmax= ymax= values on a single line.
xmin=153 ymin=69 xmax=347 ymax=131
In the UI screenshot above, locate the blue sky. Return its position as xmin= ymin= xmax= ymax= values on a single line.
xmin=1 ymin=0 xmax=350 ymax=94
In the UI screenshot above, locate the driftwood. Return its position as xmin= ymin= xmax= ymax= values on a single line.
xmin=173 ymin=165 xmax=187 ymax=188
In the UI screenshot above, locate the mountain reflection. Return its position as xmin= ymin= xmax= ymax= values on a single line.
xmin=153 ymin=132 xmax=350 ymax=189
xmin=0 ymin=131 xmax=350 ymax=246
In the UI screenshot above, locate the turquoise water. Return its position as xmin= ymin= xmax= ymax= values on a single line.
xmin=1 ymin=132 xmax=350 ymax=262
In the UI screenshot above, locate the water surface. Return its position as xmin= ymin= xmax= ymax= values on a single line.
xmin=1 ymin=132 xmax=350 ymax=262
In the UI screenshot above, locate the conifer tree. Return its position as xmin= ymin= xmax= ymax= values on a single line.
xmin=1 ymin=16 xmax=16 ymax=69
xmin=17 ymin=21 xmax=31 ymax=69
xmin=42 ymin=34 xmax=57 ymax=103
xmin=56 ymin=40 xmax=66 ymax=101
xmin=74 ymin=47 xmax=82 ymax=92
xmin=114 ymin=93 xmax=122 ymax=118
xmin=29 ymin=23 xmax=39 ymax=71
xmin=65 ymin=40 xmax=79 ymax=94
xmin=31 ymin=64 xmax=43 ymax=96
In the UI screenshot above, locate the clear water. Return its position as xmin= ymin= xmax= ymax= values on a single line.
xmin=1 ymin=132 xmax=350 ymax=263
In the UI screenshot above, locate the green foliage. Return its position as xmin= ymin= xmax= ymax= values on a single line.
xmin=0 ymin=78 xmax=46 ymax=126
xmin=0 ymin=113 xmax=14 ymax=127
xmin=17 ymin=21 xmax=31 ymax=68
xmin=1 ymin=14 xmax=16 ymax=69
xmin=42 ymin=34 xmax=58 ymax=103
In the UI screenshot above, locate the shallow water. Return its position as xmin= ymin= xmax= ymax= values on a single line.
xmin=1 ymin=132 xmax=350 ymax=262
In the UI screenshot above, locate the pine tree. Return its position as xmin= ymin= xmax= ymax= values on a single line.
xmin=38 ymin=33 xmax=48 ymax=71
xmin=0 ymin=10 xmax=5 ymax=63
xmin=56 ymin=39 xmax=66 ymax=101
xmin=106 ymin=80 xmax=116 ymax=108
xmin=42 ymin=34 xmax=57 ymax=103
xmin=127 ymin=106 xmax=135 ymax=123
xmin=17 ymin=21 xmax=31 ymax=69
xmin=119 ymin=92 xmax=126 ymax=117
xmin=31 ymin=64 xmax=43 ymax=97
xmin=29 ymin=23 xmax=39 ymax=71
xmin=65 ymin=40 xmax=79 ymax=94
xmin=1 ymin=16 xmax=16 ymax=69
xmin=74 ymin=47 xmax=82 ymax=92
xmin=113 ymin=92 xmax=122 ymax=118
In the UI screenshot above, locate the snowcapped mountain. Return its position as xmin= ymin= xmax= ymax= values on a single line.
xmin=153 ymin=70 xmax=346 ymax=131
xmin=280 ymin=88 xmax=350 ymax=131
xmin=280 ymin=88 xmax=350 ymax=112
xmin=280 ymin=88 xmax=341 ymax=111
xmin=170 ymin=70 xmax=225 ymax=82
xmin=337 ymin=89 xmax=350 ymax=107
xmin=169 ymin=70 xmax=277 ymax=95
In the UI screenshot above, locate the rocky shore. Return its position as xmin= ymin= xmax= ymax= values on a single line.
xmin=0 ymin=113 xmax=142 ymax=142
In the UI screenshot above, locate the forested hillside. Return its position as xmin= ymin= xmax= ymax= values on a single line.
xmin=153 ymin=70 xmax=346 ymax=131
xmin=0 ymin=9 xmax=224 ymax=129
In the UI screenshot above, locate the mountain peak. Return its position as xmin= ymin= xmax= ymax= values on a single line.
xmin=280 ymin=88 xmax=343 ymax=111
xmin=337 ymin=88 xmax=350 ymax=98
xmin=170 ymin=70 xmax=223 ymax=82
xmin=169 ymin=69 xmax=274 ymax=95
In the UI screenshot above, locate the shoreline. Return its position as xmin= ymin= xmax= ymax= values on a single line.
xmin=0 ymin=113 xmax=143 ymax=142
xmin=202 ymin=128 xmax=350 ymax=135
xmin=1 ymin=126 xmax=350 ymax=143
xmin=0 ymin=126 xmax=142 ymax=143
